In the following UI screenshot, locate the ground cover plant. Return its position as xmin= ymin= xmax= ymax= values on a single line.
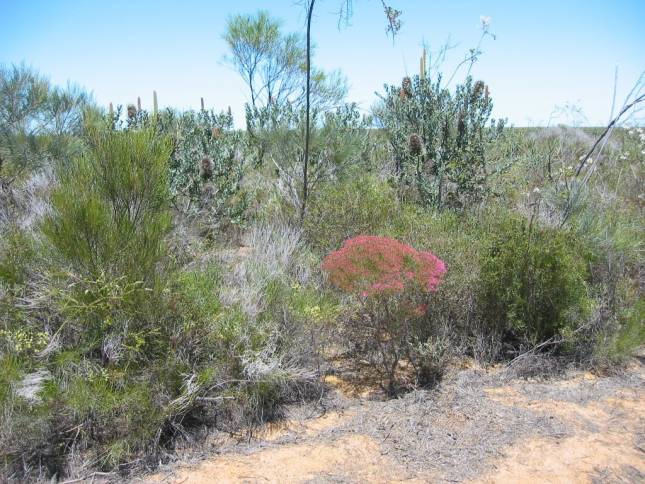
xmin=0 ymin=9 xmax=643 ymax=481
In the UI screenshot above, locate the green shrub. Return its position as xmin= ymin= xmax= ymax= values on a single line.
xmin=43 ymin=127 xmax=172 ymax=285
xmin=386 ymin=207 xmax=496 ymax=359
xmin=0 ymin=226 xmax=36 ymax=286
xmin=611 ymin=295 xmax=645 ymax=359
xmin=0 ymin=354 xmax=21 ymax=405
xmin=479 ymin=212 xmax=591 ymax=345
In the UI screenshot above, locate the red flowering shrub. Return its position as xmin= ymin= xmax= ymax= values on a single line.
xmin=322 ymin=236 xmax=447 ymax=393
xmin=322 ymin=235 xmax=446 ymax=298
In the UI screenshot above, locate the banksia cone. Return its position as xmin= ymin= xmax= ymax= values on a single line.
xmin=400 ymin=76 xmax=412 ymax=99
xmin=211 ymin=127 xmax=222 ymax=139
xmin=472 ymin=80 xmax=486 ymax=103
xmin=484 ymin=85 xmax=490 ymax=103
xmin=127 ymin=104 xmax=137 ymax=119
xmin=442 ymin=119 xmax=450 ymax=142
xmin=200 ymin=157 xmax=213 ymax=181
xmin=457 ymin=112 xmax=466 ymax=139
xmin=408 ymin=133 xmax=423 ymax=156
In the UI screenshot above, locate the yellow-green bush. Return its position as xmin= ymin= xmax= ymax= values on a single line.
xmin=304 ymin=175 xmax=399 ymax=252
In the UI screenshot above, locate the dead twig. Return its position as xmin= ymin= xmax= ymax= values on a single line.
xmin=60 ymin=471 xmax=115 ymax=484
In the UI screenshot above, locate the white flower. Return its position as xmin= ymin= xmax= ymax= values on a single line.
xmin=587 ymin=157 xmax=593 ymax=164
xmin=533 ymin=187 xmax=541 ymax=193
xmin=480 ymin=15 xmax=492 ymax=28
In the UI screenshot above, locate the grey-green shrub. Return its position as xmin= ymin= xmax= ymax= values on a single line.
xmin=375 ymin=75 xmax=504 ymax=208
xmin=163 ymin=108 xmax=247 ymax=233
xmin=245 ymin=101 xmax=370 ymax=214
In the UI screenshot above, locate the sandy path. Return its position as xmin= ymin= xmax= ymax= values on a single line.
xmin=143 ymin=362 xmax=644 ymax=484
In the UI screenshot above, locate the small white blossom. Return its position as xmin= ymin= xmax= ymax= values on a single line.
xmin=480 ymin=15 xmax=492 ymax=28
xmin=587 ymin=157 xmax=593 ymax=164
xmin=533 ymin=187 xmax=541 ymax=193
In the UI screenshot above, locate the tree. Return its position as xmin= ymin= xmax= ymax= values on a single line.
xmin=223 ymin=11 xmax=346 ymax=111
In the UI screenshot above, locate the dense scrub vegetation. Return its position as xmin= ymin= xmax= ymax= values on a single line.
xmin=0 ymin=17 xmax=643 ymax=481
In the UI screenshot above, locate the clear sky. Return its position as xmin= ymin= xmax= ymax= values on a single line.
xmin=1 ymin=0 xmax=643 ymax=126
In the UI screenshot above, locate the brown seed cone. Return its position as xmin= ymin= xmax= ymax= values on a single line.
xmin=457 ymin=112 xmax=466 ymax=139
xmin=200 ymin=157 xmax=213 ymax=181
xmin=472 ymin=80 xmax=486 ymax=104
xmin=401 ymin=76 xmax=412 ymax=97
xmin=408 ymin=133 xmax=423 ymax=156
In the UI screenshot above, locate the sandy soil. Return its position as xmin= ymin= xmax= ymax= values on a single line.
xmin=140 ymin=360 xmax=644 ymax=484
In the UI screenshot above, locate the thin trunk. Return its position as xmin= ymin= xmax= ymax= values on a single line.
xmin=300 ymin=0 xmax=316 ymax=222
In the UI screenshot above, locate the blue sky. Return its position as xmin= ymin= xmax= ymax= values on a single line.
xmin=1 ymin=0 xmax=643 ymax=126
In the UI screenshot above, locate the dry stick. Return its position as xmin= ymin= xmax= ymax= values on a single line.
xmin=60 ymin=471 xmax=115 ymax=484
xmin=300 ymin=0 xmax=316 ymax=223
xmin=506 ymin=317 xmax=598 ymax=370
xmin=195 ymin=396 xmax=236 ymax=402
xmin=574 ymin=93 xmax=645 ymax=178
xmin=560 ymin=90 xmax=645 ymax=227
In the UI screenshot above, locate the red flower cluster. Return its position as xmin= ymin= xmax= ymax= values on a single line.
xmin=322 ymin=235 xmax=446 ymax=297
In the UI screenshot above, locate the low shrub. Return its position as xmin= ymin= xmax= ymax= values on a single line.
xmin=0 ymin=226 xmax=36 ymax=286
